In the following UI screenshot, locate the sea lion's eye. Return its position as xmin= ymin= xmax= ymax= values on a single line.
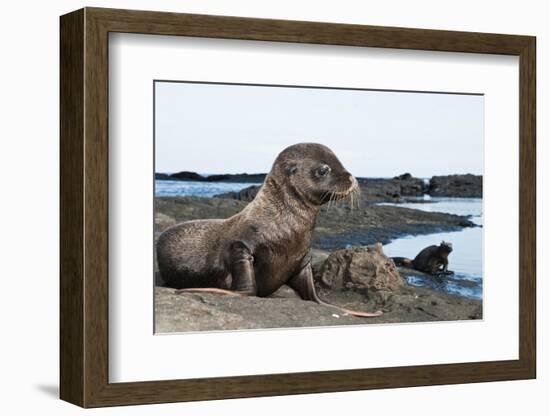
xmin=317 ymin=164 xmax=331 ymax=177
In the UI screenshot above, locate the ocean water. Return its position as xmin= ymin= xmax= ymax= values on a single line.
xmin=381 ymin=197 xmax=483 ymax=299
xmin=155 ymin=180 xmax=262 ymax=198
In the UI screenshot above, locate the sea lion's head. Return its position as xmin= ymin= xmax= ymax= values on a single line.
xmin=269 ymin=143 xmax=359 ymax=206
xmin=440 ymin=241 xmax=453 ymax=253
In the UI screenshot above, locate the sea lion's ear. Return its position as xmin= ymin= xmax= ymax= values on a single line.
xmin=285 ymin=163 xmax=298 ymax=176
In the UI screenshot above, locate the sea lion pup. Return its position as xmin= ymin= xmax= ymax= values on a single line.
xmin=412 ymin=241 xmax=453 ymax=274
xmin=157 ymin=143 xmax=382 ymax=318
xmin=393 ymin=241 xmax=453 ymax=275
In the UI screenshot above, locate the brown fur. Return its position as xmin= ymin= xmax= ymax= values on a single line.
xmin=157 ymin=143 xmax=381 ymax=317
xmin=412 ymin=241 xmax=453 ymax=274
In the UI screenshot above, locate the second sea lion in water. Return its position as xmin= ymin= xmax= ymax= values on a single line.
xmin=412 ymin=241 xmax=453 ymax=274
xmin=157 ymin=143 xmax=382 ymax=318
xmin=392 ymin=241 xmax=453 ymax=275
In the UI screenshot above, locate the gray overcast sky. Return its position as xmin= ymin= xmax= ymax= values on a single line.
xmin=155 ymin=82 xmax=483 ymax=178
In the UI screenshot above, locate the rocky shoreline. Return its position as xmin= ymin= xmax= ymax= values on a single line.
xmin=155 ymin=244 xmax=481 ymax=333
xmin=155 ymin=284 xmax=482 ymax=332
xmin=155 ymin=245 xmax=482 ymax=333
xmin=429 ymin=174 xmax=482 ymax=197
xmin=156 ymin=172 xmax=482 ymax=199
xmin=154 ymin=195 xmax=481 ymax=333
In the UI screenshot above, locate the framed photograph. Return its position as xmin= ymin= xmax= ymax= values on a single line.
xmin=60 ymin=7 xmax=536 ymax=408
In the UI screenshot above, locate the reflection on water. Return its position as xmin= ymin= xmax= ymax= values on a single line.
xmin=381 ymin=197 xmax=483 ymax=299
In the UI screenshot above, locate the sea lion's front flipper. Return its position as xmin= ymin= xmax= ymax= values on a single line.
xmin=287 ymin=261 xmax=383 ymax=318
xmin=227 ymin=241 xmax=257 ymax=295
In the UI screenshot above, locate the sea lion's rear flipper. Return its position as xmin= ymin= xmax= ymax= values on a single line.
xmin=174 ymin=288 xmax=244 ymax=296
xmin=288 ymin=261 xmax=383 ymax=318
xmin=391 ymin=257 xmax=413 ymax=267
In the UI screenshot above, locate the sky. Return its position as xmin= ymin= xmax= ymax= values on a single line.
xmin=154 ymin=81 xmax=483 ymax=178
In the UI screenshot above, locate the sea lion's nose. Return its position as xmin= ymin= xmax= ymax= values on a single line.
xmin=347 ymin=173 xmax=354 ymax=183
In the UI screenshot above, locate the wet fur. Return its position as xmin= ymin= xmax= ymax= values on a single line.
xmin=412 ymin=241 xmax=453 ymax=274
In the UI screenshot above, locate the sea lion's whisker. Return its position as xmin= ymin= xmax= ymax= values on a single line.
xmin=320 ymin=190 xmax=330 ymax=204
xmin=328 ymin=192 xmax=336 ymax=212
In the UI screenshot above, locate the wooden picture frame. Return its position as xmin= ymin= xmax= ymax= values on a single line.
xmin=60 ymin=7 xmax=536 ymax=408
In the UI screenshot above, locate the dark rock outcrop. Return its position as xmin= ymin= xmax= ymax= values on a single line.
xmin=394 ymin=173 xmax=412 ymax=180
xmin=357 ymin=178 xmax=401 ymax=201
xmin=205 ymin=173 xmax=266 ymax=183
xmin=357 ymin=174 xmax=428 ymax=202
xmin=393 ymin=174 xmax=428 ymax=196
xmin=213 ymin=185 xmax=260 ymax=201
xmin=429 ymin=174 xmax=482 ymax=197
xmin=169 ymin=171 xmax=206 ymax=181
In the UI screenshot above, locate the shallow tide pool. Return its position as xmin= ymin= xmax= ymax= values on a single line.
xmin=381 ymin=197 xmax=483 ymax=299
